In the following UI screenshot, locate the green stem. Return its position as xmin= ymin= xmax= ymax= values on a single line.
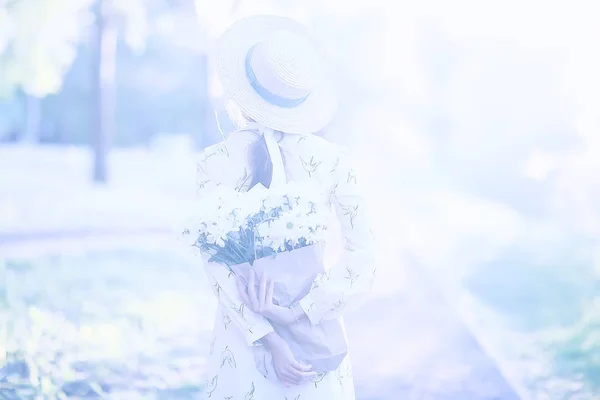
xmin=224 ymin=237 xmax=246 ymax=262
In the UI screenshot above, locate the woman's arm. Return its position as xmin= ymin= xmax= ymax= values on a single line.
xmin=201 ymin=255 xmax=275 ymax=345
xmin=297 ymin=149 xmax=377 ymax=324
xmin=179 ymin=143 xmax=275 ymax=346
xmin=236 ymin=270 xmax=299 ymax=325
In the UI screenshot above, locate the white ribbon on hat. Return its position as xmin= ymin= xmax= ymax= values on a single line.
xmin=246 ymin=122 xmax=287 ymax=187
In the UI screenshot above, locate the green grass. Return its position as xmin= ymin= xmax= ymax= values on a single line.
xmin=1 ymin=249 xmax=213 ymax=399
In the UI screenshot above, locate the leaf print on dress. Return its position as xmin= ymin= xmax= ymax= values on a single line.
xmin=210 ymin=336 xmax=217 ymax=356
xmin=346 ymin=169 xmax=357 ymax=184
xmin=331 ymin=157 xmax=340 ymax=173
xmin=205 ymin=375 xmax=219 ymax=398
xmin=345 ymin=266 xmax=360 ymax=288
xmin=256 ymin=350 xmax=269 ymax=378
xmin=310 ymin=278 xmax=321 ymax=291
xmin=305 ymin=301 xmax=316 ymax=312
xmin=244 ymin=382 xmax=255 ymax=400
xmin=329 ymin=183 xmax=339 ymax=206
xmin=338 ymin=203 xmax=359 ymax=229
xmin=344 ymin=238 xmax=356 ymax=252
xmin=231 ymin=303 xmax=246 ymax=320
xmin=285 ymin=395 xmax=301 ymax=400
xmin=235 ymin=168 xmax=252 ymax=192
xmin=204 ymin=143 xmax=229 ymax=160
xmin=307 ymin=201 xmax=317 ymax=215
xmin=222 ymin=311 xmax=232 ymax=330
xmin=196 ymin=159 xmax=209 ymax=175
xmin=197 ymin=182 xmax=214 ymax=196
xmin=220 ymin=346 xmax=237 ymax=368
xmin=333 ymin=294 xmax=346 ymax=311
xmin=311 ymin=371 xmax=327 ymax=388
xmin=213 ymin=282 xmax=222 ymax=298
xmin=337 ymin=363 xmax=352 ymax=387
xmin=300 ymin=156 xmax=321 ymax=177
xmin=215 ymin=143 xmax=230 ymax=157
xmin=370 ymin=267 xmax=378 ymax=288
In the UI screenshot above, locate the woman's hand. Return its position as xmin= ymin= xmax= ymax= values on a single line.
xmin=263 ymin=332 xmax=317 ymax=386
xmin=236 ymin=270 xmax=297 ymax=325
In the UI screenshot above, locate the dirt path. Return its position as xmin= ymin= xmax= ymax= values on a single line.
xmin=347 ymin=257 xmax=519 ymax=399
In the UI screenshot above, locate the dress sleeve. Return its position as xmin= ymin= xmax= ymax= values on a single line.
xmin=298 ymin=149 xmax=377 ymax=324
xmin=178 ymin=144 xmax=274 ymax=346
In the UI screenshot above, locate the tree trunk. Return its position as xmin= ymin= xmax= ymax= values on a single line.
xmin=196 ymin=53 xmax=212 ymax=150
xmin=23 ymin=94 xmax=41 ymax=143
xmin=91 ymin=0 xmax=117 ymax=183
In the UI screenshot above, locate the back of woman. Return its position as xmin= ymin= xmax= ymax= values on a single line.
xmin=199 ymin=125 xmax=345 ymax=193
xmin=180 ymin=15 xmax=376 ymax=400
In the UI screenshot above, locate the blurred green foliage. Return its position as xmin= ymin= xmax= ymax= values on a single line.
xmin=545 ymin=301 xmax=600 ymax=397
xmin=0 ymin=0 xmax=95 ymax=98
xmin=465 ymin=248 xmax=599 ymax=332
xmin=464 ymin=242 xmax=600 ymax=397
xmin=0 ymin=0 xmax=215 ymax=146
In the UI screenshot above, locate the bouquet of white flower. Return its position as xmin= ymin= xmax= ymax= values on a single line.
xmin=182 ymin=181 xmax=348 ymax=374
xmin=185 ymin=181 xmax=330 ymax=268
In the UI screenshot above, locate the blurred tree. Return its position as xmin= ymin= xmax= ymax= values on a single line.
xmin=0 ymin=0 xmax=93 ymax=97
xmin=0 ymin=0 xmax=153 ymax=182
xmin=87 ymin=0 xmax=150 ymax=183
xmin=90 ymin=0 xmax=115 ymax=183
xmin=30 ymin=7 xmax=211 ymax=147
xmin=0 ymin=0 xmax=95 ymax=141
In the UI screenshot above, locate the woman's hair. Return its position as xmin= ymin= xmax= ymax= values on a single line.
xmin=225 ymin=99 xmax=251 ymax=130
xmin=225 ymin=99 xmax=276 ymax=189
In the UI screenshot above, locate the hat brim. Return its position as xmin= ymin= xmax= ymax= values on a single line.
xmin=216 ymin=15 xmax=338 ymax=135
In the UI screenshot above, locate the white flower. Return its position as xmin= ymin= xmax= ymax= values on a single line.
xmin=262 ymin=193 xmax=285 ymax=212
xmin=189 ymin=180 xmax=332 ymax=262
xmin=254 ymin=191 xmax=330 ymax=254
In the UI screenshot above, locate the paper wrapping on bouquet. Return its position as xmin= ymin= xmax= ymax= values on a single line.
xmin=230 ymin=245 xmax=348 ymax=374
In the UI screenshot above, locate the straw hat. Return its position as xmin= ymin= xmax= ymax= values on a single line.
xmin=215 ymin=15 xmax=338 ymax=135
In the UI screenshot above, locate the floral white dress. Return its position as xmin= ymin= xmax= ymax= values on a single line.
xmin=182 ymin=127 xmax=376 ymax=400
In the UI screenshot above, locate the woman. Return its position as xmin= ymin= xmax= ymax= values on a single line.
xmin=189 ymin=15 xmax=376 ymax=400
